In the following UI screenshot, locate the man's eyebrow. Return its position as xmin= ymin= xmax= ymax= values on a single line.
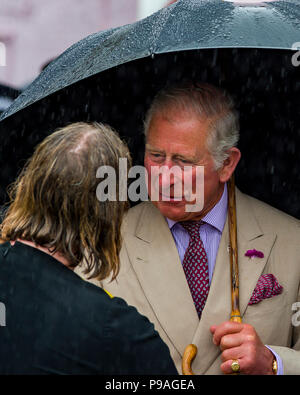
xmin=146 ymin=145 xmax=198 ymax=161
xmin=145 ymin=144 xmax=164 ymax=153
xmin=173 ymin=153 xmax=198 ymax=162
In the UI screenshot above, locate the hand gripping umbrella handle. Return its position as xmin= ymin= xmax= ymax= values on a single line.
xmin=182 ymin=176 xmax=241 ymax=375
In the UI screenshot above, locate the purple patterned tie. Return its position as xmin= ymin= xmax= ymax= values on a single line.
xmin=180 ymin=221 xmax=209 ymax=318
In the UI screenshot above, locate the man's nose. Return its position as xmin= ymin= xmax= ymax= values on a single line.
xmin=158 ymin=160 xmax=177 ymax=188
xmin=162 ymin=158 xmax=173 ymax=169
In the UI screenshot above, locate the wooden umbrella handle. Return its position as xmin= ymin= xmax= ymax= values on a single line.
xmin=182 ymin=344 xmax=197 ymax=375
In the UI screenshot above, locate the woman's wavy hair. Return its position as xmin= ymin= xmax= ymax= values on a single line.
xmin=0 ymin=122 xmax=131 ymax=281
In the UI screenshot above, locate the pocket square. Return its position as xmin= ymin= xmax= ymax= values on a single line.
xmin=248 ymin=274 xmax=283 ymax=305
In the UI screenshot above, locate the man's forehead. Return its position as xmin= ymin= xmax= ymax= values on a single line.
xmin=146 ymin=109 xmax=212 ymax=149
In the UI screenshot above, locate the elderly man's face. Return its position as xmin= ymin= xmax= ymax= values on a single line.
xmin=144 ymin=110 xmax=226 ymax=222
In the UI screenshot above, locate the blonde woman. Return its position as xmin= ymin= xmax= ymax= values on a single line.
xmin=0 ymin=122 xmax=177 ymax=375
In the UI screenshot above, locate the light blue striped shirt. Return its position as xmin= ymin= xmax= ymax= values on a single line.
xmin=166 ymin=183 xmax=228 ymax=284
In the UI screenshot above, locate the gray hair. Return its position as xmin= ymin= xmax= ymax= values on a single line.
xmin=144 ymin=82 xmax=240 ymax=170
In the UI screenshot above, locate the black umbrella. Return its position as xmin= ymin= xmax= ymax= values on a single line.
xmin=0 ymin=0 xmax=299 ymax=217
xmin=0 ymin=84 xmax=21 ymax=116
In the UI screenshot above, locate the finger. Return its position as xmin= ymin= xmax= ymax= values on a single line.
xmin=219 ymin=333 xmax=243 ymax=351
xmin=213 ymin=321 xmax=243 ymax=345
xmin=210 ymin=325 xmax=217 ymax=334
xmin=221 ymin=346 xmax=242 ymax=362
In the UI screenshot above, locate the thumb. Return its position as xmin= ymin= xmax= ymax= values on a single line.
xmin=210 ymin=325 xmax=217 ymax=334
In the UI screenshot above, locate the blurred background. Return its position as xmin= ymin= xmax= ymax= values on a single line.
xmin=0 ymin=0 xmax=175 ymax=93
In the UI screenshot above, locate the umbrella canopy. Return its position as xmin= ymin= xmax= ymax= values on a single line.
xmin=0 ymin=84 xmax=21 ymax=116
xmin=0 ymin=0 xmax=299 ymax=217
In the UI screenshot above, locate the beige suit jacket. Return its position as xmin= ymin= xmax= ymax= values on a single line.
xmin=79 ymin=189 xmax=300 ymax=374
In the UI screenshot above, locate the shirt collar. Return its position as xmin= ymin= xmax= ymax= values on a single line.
xmin=166 ymin=183 xmax=228 ymax=233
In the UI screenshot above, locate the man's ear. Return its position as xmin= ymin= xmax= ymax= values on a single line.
xmin=219 ymin=147 xmax=241 ymax=183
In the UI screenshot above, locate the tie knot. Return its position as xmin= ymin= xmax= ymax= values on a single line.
xmin=180 ymin=221 xmax=202 ymax=238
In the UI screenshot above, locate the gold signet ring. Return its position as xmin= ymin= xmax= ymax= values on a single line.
xmin=231 ymin=360 xmax=240 ymax=373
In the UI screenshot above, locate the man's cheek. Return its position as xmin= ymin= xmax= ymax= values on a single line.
xmin=144 ymin=163 xmax=160 ymax=200
xmin=183 ymin=167 xmax=205 ymax=212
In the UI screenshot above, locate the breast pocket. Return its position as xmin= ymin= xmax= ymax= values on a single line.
xmin=244 ymin=291 xmax=288 ymax=317
xmin=243 ymin=292 xmax=291 ymax=345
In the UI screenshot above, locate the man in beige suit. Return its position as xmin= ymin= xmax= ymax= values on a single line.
xmin=97 ymin=82 xmax=300 ymax=374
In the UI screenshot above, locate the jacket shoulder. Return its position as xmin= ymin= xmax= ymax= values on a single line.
xmin=122 ymin=201 xmax=156 ymax=234
xmin=238 ymin=190 xmax=300 ymax=234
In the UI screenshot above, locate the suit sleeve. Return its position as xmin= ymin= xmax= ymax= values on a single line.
xmin=267 ymin=283 xmax=300 ymax=375
xmin=103 ymin=296 xmax=178 ymax=375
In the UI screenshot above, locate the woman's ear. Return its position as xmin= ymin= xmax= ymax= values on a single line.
xmin=219 ymin=147 xmax=241 ymax=183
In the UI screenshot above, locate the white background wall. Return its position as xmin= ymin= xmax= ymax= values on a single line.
xmin=0 ymin=0 xmax=172 ymax=90
xmin=0 ymin=0 xmax=139 ymax=88
xmin=137 ymin=0 xmax=168 ymax=20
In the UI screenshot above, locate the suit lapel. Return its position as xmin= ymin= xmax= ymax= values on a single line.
xmin=189 ymin=189 xmax=277 ymax=374
xmin=127 ymin=203 xmax=199 ymax=356
xmin=235 ymin=190 xmax=277 ymax=317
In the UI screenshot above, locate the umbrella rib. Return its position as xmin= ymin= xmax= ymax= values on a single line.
xmin=150 ymin=1 xmax=181 ymax=55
